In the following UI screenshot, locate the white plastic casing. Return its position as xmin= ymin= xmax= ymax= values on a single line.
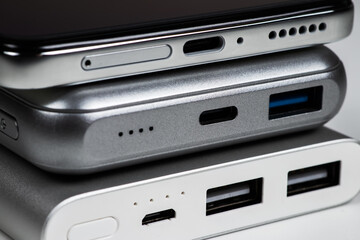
xmin=43 ymin=139 xmax=360 ymax=240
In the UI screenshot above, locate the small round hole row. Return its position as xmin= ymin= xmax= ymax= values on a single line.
xmin=133 ymin=192 xmax=185 ymax=206
xmin=119 ymin=126 xmax=154 ymax=137
xmin=269 ymin=22 xmax=327 ymax=40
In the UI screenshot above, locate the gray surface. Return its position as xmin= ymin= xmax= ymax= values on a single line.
xmin=0 ymin=127 xmax=348 ymax=240
xmin=0 ymin=232 xmax=11 ymax=240
xmin=6 ymin=46 xmax=343 ymax=112
xmin=327 ymin=0 xmax=360 ymax=138
xmin=0 ymin=46 xmax=346 ymax=174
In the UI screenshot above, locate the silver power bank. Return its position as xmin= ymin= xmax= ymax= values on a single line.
xmin=0 ymin=46 xmax=346 ymax=173
xmin=0 ymin=127 xmax=359 ymax=240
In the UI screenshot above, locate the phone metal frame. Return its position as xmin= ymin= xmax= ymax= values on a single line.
xmin=0 ymin=5 xmax=353 ymax=89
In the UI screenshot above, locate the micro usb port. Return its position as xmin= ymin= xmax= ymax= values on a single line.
xmin=287 ymin=161 xmax=340 ymax=196
xmin=269 ymin=86 xmax=323 ymax=120
xmin=206 ymin=178 xmax=263 ymax=216
xmin=142 ymin=209 xmax=176 ymax=225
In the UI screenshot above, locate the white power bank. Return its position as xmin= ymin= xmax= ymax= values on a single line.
xmin=0 ymin=127 xmax=359 ymax=240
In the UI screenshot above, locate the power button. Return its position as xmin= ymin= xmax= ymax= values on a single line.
xmin=68 ymin=217 xmax=118 ymax=240
xmin=0 ymin=110 xmax=19 ymax=140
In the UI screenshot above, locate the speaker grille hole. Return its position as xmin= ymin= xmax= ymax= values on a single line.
xmin=309 ymin=24 xmax=317 ymax=33
xmin=269 ymin=31 xmax=277 ymax=40
xmin=279 ymin=29 xmax=287 ymax=38
xmin=268 ymin=22 xmax=326 ymax=41
xmin=299 ymin=26 xmax=307 ymax=34
xmin=289 ymin=27 xmax=297 ymax=36
xmin=319 ymin=22 xmax=327 ymax=31
xmin=237 ymin=37 xmax=244 ymax=44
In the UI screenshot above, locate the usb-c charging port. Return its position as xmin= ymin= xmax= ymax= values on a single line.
xmin=287 ymin=161 xmax=340 ymax=196
xmin=200 ymin=106 xmax=238 ymax=125
xmin=142 ymin=209 xmax=176 ymax=225
xmin=184 ymin=36 xmax=224 ymax=55
xmin=269 ymin=86 xmax=323 ymax=120
xmin=206 ymin=178 xmax=263 ymax=216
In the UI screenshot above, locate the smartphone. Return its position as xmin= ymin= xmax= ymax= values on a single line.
xmin=0 ymin=127 xmax=359 ymax=240
xmin=0 ymin=0 xmax=353 ymax=89
xmin=0 ymin=46 xmax=346 ymax=173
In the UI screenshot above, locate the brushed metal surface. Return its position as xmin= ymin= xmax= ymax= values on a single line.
xmin=7 ymin=46 xmax=342 ymax=112
xmin=0 ymin=46 xmax=346 ymax=173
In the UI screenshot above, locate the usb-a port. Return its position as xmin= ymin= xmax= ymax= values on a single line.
xmin=269 ymin=86 xmax=323 ymax=120
xmin=206 ymin=178 xmax=263 ymax=216
xmin=287 ymin=161 xmax=340 ymax=196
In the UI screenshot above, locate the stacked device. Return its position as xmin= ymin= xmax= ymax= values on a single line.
xmin=0 ymin=0 xmax=357 ymax=240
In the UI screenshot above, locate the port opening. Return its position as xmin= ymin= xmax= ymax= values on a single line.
xmin=184 ymin=36 xmax=224 ymax=55
xmin=200 ymin=106 xmax=238 ymax=125
xmin=142 ymin=209 xmax=176 ymax=225
xmin=206 ymin=178 xmax=263 ymax=216
xmin=269 ymin=86 xmax=323 ymax=120
xmin=287 ymin=161 xmax=340 ymax=197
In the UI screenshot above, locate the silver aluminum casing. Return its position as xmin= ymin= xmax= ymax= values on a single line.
xmin=0 ymin=46 xmax=347 ymax=173
xmin=0 ymin=128 xmax=359 ymax=240
xmin=0 ymin=5 xmax=353 ymax=89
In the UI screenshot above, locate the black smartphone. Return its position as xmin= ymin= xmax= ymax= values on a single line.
xmin=0 ymin=0 xmax=353 ymax=89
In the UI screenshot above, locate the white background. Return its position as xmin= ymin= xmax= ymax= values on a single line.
xmin=327 ymin=0 xmax=360 ymax=138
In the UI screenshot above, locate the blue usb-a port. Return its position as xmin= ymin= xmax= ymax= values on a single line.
xmin=269 ymin=86 xmax=323 ymax=120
